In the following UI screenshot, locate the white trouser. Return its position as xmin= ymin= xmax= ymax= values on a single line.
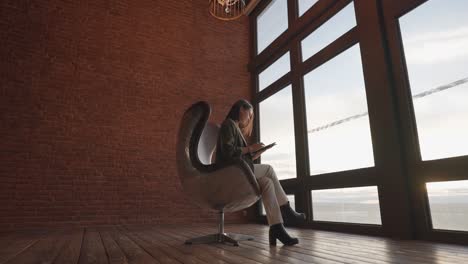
xmin=254 ymin=164 xmax=289 ymax=226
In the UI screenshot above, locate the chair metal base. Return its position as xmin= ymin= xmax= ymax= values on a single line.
xmin=185 ymin=233 xmax=254 ymax=246
xmin=185 ymin=210 xmax=254 ymax=246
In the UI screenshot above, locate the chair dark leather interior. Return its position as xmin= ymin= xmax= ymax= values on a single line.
xmin=176 ymin=101 xmax=261 ymax=246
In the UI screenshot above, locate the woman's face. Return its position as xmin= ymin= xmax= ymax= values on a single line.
xmin=238 ymin=107 xmax=253 ymax=128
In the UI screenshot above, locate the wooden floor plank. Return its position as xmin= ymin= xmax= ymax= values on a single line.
xmin=78 ymin=228 xmax=109 ymax=264
xmin=52 ymin=228 xmax=85 ymax=264
xmin=148 ymin=227 xmax=230 ymax=264
xmin=157 ymin=226 xmax=266 ymax=264
xmin=276 ymin=225 xmax=468 ymax=264
xmin=0 ymin=229 xmax=50 ymax=264
xmin=232 ymin=225 xmax=403 ymax=264
xmin=157 ymin=226 xmax=263 ymax=264
xmin=107 ymin=226 xmax=159 ymax=264
xmin=192 ymin=225 xmax=343 ymax=264
xmin=239 ymin=224 xmax=465 ymax=264
xmin=1 ymin=224 xmax=467 ymax=264
xmin=121 ymin=226 xmax=207 ymax=264
xmin=118 ymin=227 xmax=181 ymax=264
xmin=4 ymin=228 xmax=69 ymax=264
xmin=239 ymin=225 xmax=404 ymax=262
xmin=99 ymin=228 xmax=128 ymax=264
xmin=264 ymin=223 xmax=468 ymax=259
xmin=181 ymin=227 xmax=296 ymax=264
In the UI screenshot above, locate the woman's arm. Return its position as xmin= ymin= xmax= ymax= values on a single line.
xmin=218 ymin=120 xmax=248 ymax=158
xmin=218 ymin=119 xmax=267 ymax=160
xmin=251 ymin=143 xmax=267 ymax=160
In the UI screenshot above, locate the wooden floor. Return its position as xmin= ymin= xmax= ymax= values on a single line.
xmin=1 ymin=224 xmax=467 ymax=264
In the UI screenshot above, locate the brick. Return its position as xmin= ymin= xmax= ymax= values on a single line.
xmin=0 ymin=0 xmax=253 ymax=231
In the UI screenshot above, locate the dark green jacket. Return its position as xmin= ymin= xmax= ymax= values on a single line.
xmin=216 ymin=118 xmax=254 ymax=172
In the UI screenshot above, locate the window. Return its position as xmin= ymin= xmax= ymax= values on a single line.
xmin=301 ymin=2 xmax=356 ymax=61
xmin=288 ymin=195 xmax=296 ymax=211
xmin=259 ymin=86 xmax=297 ymax=180
xmin=261 ymin=194 xmax=296 ymax=215
xmin=258 ymin=52 xmax=291 ymax=91
xmin=298 ymin=0 xmax=319 ymax=17
xmin=257 ymin=0 xmax=288 ymax=54
xmin=304 ymin=44 xmax=374 ymax=175
xmin=426 ymin=180 xmax=468 ymax=232
xmin=252 ymin=0 xmax=468 ymax=243
xmin=311 ymin=186 xmax=382 ymax=225
xmin=399 ymin=0 xmax=468 ymax=161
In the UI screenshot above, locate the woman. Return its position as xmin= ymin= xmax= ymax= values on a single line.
xmin=216 ymin=99 xmax=306 ymax=246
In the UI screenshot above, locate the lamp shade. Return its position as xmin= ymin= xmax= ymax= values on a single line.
xmin=209 ymin=0 xmax=246 ymax=21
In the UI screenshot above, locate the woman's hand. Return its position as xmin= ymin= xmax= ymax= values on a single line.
xmin=252 ymin=151 xmax=263 ymax=161
xmin=249 ymin=143 xmax=265 ymax=153
xmin=247 ymin=142 xmax=265 ymax=161
xmin=241 ymin=142 xmax=263 ymax=155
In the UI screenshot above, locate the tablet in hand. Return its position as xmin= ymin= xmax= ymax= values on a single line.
xmin=252 ymin=142 xmax=276 ymax=155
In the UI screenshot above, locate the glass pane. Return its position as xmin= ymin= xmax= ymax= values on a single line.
xmin=301 ymin=2 xmax=356 ymax=61
xmin=399 ymin=0 xmax=468 ymax=161
xmin=288 ymin=194 xmax=296 ymax=211
xmin=304 ymin=44 xmax=374 ymax=175
xmin=258 ymin=52 xmax=291 ymax=91
xmin=298 ymin=0 xmax=319 ymax=17
xmin=427 ymin=180 xmax=468 ymax=232
xmin=311 ymin=186 xmax=382 ymax=224
xmin=259 ymin=86 xmax=296 ymax=180
xmin=257 ymin=0 xmax=288 ymax=54
xmin=261 ymin=195 xmax=295 ymax=215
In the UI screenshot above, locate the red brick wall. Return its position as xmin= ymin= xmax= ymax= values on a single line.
xmin=0 ymin=0 xmax=252 ymax=231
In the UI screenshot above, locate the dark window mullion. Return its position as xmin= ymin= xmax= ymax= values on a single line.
xmin=288 ymin=9 xmax=311 ymax=215
xmin=250 ymin=0 xmax=352 ymax=73
xmin=303 ymin=168 xmax=378 ymax=190
xmin=254 ymin=73 xmax=292 ymax=104
xmin=299 ymin=27 xmax=358 ymax=76
xmin=354 ymin=0 xmax=414 ymax=239
xmin=288 ymin=0 xmax=299 ymax=25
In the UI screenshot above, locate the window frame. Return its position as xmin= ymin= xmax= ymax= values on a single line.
xmin=381 ymin=0 xmax=468 ymax=244
xmin=251 ymin=0 xmax=468 ymax=245
xmin=251 ymin=0 xmax=386 ymax=237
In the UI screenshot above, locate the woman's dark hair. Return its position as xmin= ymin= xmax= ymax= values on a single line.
xmin=226 ymin=99 xmax=253 ymax=121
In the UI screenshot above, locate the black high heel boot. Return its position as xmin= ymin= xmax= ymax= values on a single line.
xmin=269 ymin=223 xmax=299 ymax=246
xmin=280 ymin=201 xmax=306 ymax=226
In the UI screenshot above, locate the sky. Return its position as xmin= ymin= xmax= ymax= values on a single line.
xmin=253 ymin=0 xmax=468 ymax=228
